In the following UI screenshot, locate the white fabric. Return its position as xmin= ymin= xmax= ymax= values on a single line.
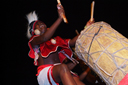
xmin=37 ymin=66 xmax=58 ymax=85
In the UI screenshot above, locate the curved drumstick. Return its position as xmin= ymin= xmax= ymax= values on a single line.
xmin=57 ymin=0 xmax=68 ymax=23
xmin=90 ymin=1 xmax=95 ymax=22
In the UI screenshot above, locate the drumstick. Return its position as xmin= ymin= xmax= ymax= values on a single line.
xmin=75 ymin=29 xmax=79 ymax=35
xmin=57 ymin=0 xmax=68 ymax=23
xmin=90 ymin=1 xmax=95 ymax=22
xmin=57 ymin=0 xmax=61 ymax=4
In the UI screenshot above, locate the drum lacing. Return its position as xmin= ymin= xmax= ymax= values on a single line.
xmin=87 ymin=25 xmax=113 ymax=77
xmin=76 ymin=22 xmax=128 ymax=84
xmin=87 ymin=24 xmax=128 ymax=78
xmin=87 ymin=26 xmax=102 ymax=63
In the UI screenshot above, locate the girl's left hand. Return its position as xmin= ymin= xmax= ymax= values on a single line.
xmin=86 ymin=18 xmax=95 ymax=27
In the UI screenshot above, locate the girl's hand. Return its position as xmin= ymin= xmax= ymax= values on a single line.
xmin=57 ymin=4 xmax=65 ymax=18
xmin=86 ymin=18 xmax=95 ymax=27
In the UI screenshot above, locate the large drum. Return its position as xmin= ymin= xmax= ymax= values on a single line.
xmin=75 ymin=21 xmax=128 ymax=85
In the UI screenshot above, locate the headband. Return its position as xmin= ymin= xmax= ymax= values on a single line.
xmin=29 ymin=20 xmax=38 ymax=35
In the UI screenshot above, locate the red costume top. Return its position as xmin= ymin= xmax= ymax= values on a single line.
xmin=28 ymin=35 xmax=73 ymax=65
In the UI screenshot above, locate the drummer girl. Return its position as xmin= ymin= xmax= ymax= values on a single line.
xmin=26 ymin=4 xmax=94 ymax=85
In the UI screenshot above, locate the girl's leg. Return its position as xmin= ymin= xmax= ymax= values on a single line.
xmin=73 ymin=76 xmax=85 ymax=85
xmin=52 ymin=64 xmax=77 ymax=85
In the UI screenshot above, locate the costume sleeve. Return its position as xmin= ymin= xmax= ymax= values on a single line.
xmin=57 ymin=36 xmax=73 ymax=63
xmin=28 ymin=35 xmax=39 ymax=59
xmin=63 ymin=38 xmax=71 ymax=47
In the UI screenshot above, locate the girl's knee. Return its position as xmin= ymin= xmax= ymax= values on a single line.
xmin=60 ymin=64 xmax=69 ymax=73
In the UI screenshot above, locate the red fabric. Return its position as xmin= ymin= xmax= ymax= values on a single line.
xmin=118 ymin=73 xmax=128 ymax=85
xmin=39 ymin=36 xmax=71 ymax=57
xmin=47 ymin=66 xmax=53 ymax=85
xmin=58 ymin=52 xmax=67 ymax=63
xmin=70 ymin=71 xmax=79 ymax=78
xmin=50 ymin=66 xmax=59 ymax=85
xmin=32 ymin=21 xmax=38 ymax=35
xmin=28 ymin=35 xmax=39 ymax=59
xmin=36 ymin=64 xmax=53 ymax=76
xmin=37 ymin=64 xmax=59 ymax=85
xmin=28 ymin=36 xmax=72 ymax=64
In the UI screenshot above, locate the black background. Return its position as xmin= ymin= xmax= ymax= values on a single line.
xmin=4 ymin=0 xmax=128 ymax=85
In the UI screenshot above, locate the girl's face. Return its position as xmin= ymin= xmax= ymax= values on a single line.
xmin=34 ymin=21 xmax=47 ymax=35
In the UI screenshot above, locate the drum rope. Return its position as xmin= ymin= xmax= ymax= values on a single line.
xmin=76 ymin=22 xmax=128 ymax=84
xmin=111 ymin=30 xmax=128 ymax=76
xmin=95 ymin=63 xmax=113 ymax=76
xmin=86 ymin=25 xmax=115 ymax=77
xmin=87 ymin=26 xmax=102 ymax=63
xmin=94 ymin=38 xmax=118 ymax=77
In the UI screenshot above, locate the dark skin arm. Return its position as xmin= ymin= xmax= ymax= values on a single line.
xmin=67 ymin=61 xmax=77 ymax=70
xmin=30 ymin=5 xmax=64 ymax=47
xmin=31 ymin=17 xmax=63 ymax=46
xmin=63 ymin=58 xmax=78 ymax=70
xmin=66 ymin=19 xmax=95 ymax=70
xmin=69 ymin=18 xmax=95 ymax=47
xmin=69 ymin=35 xmax=79 ymax=46
xmin=64 ymin=35 xmax=79 ymax=70
xmin=79 ymin=67 xmax=90 ymax=81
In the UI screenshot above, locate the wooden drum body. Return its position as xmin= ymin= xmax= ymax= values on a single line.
xmin=75 ymin=21 xmax=128 ymax=85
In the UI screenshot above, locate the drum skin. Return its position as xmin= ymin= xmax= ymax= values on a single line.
xmin=75 ymin=21 xmax=128 ymax=85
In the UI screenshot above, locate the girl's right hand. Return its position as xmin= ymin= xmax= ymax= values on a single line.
xmin=57 ymin=4 xmax=65 ymax=18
